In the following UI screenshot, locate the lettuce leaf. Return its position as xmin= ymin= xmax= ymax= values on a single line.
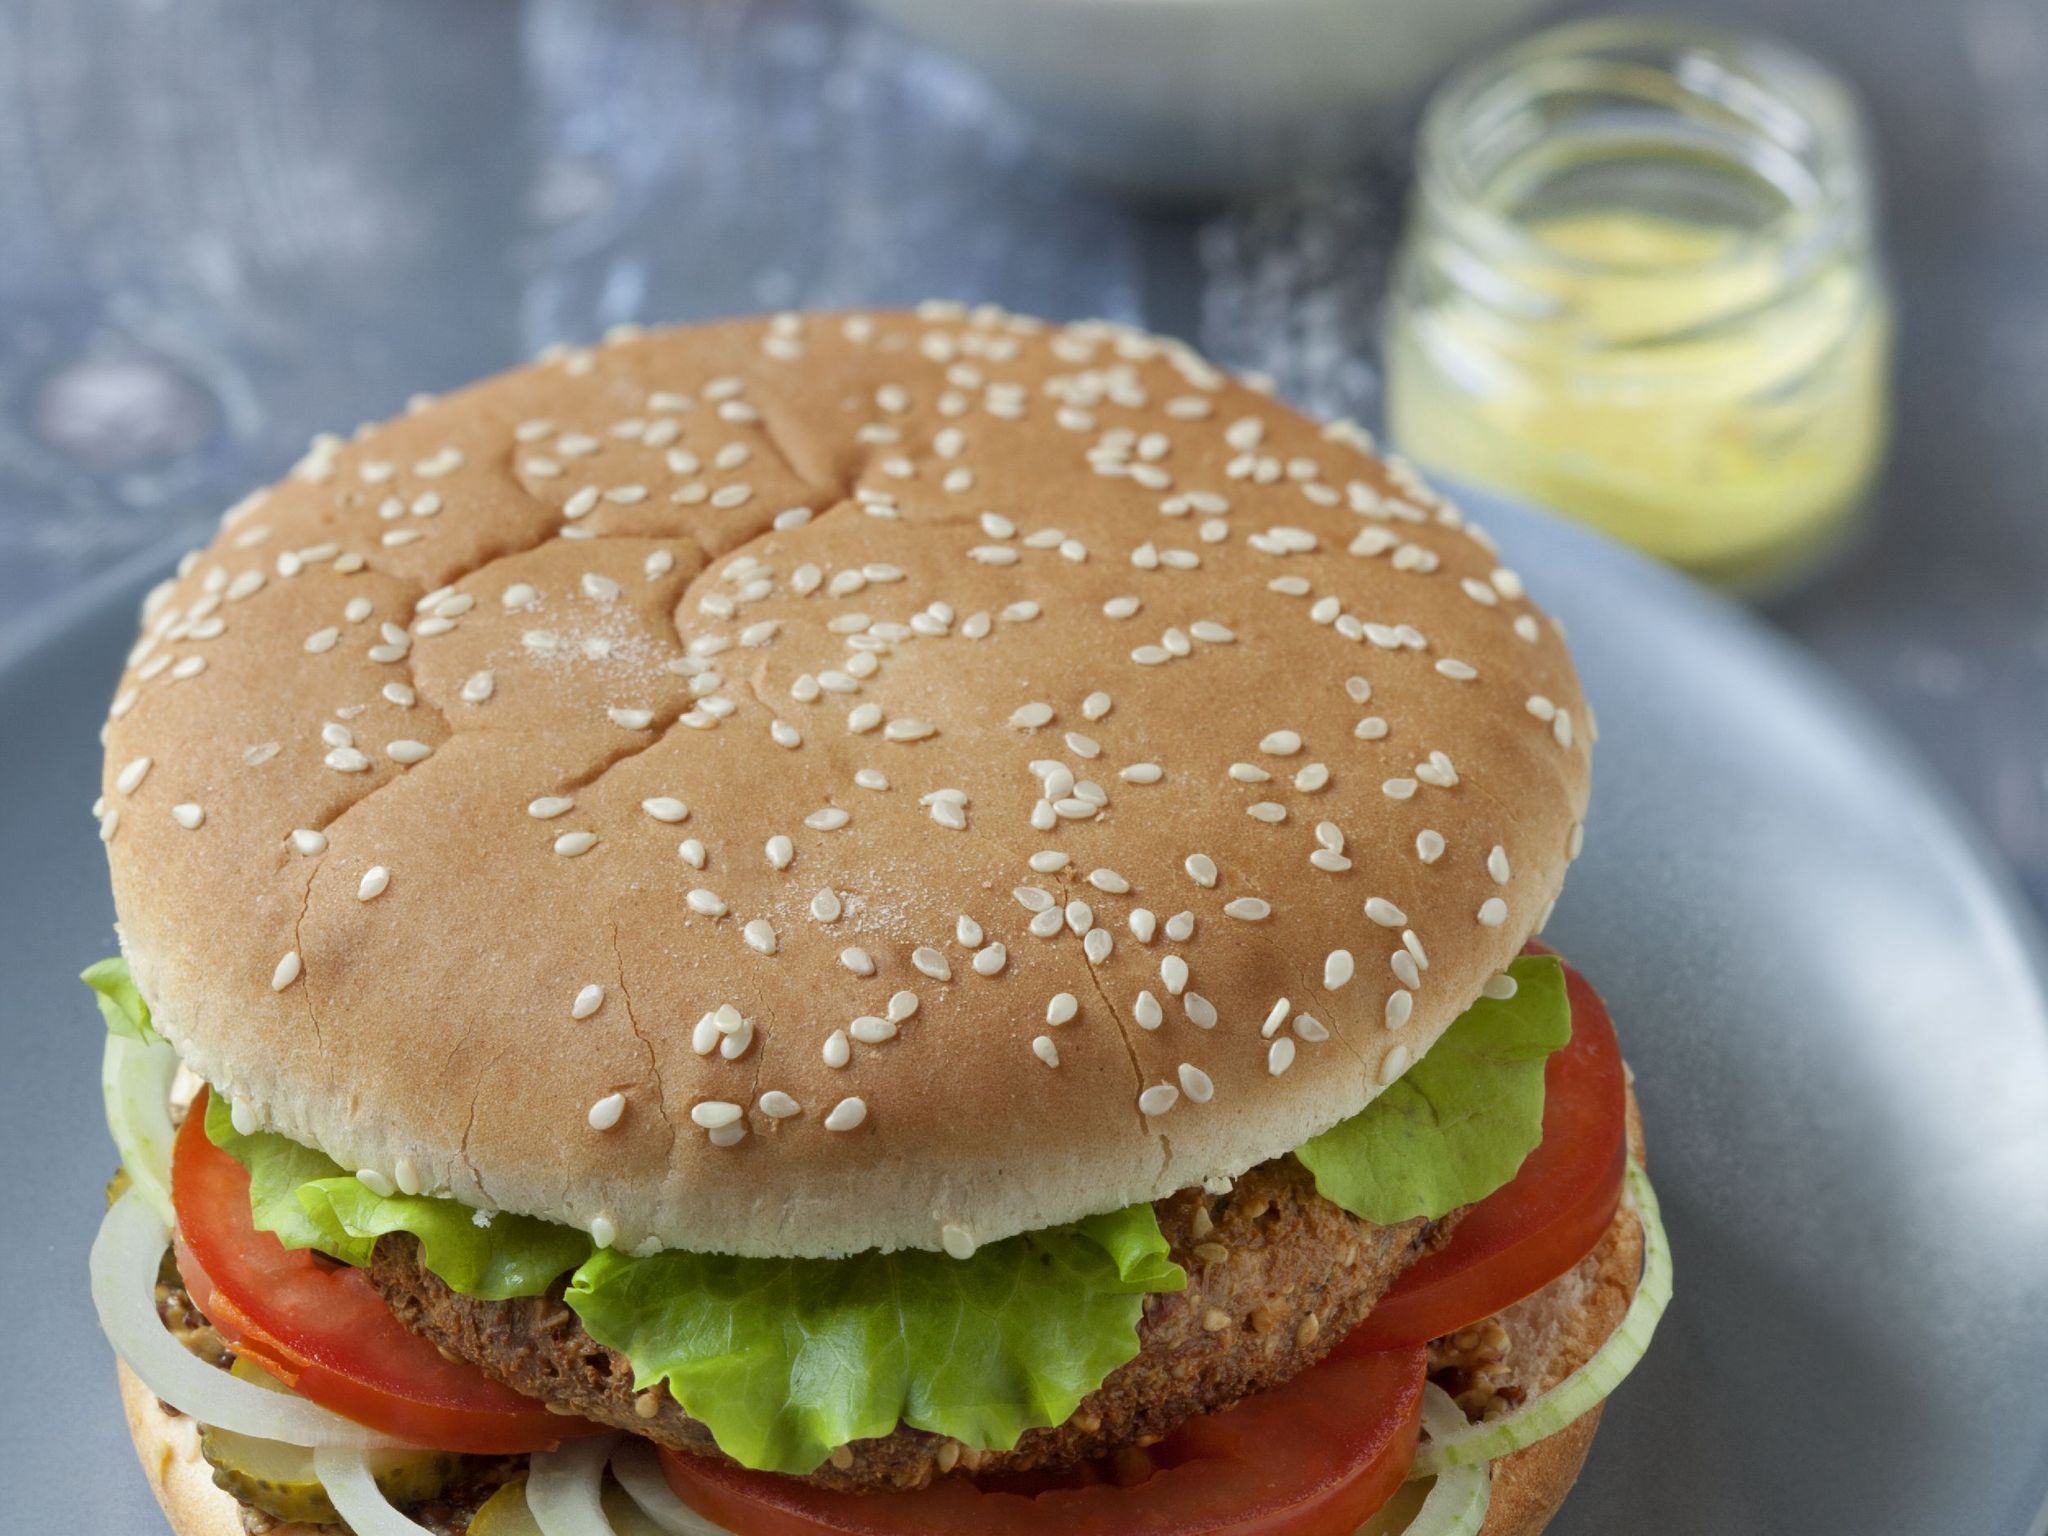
xmin=203 ymin=1093 xmax=590 ymax=1299
xmin=204 ymin=1096 xmax=1185 ymax=1473
xmin=1296 ymin=954 xmax=1571 ymax=1224
xmin=82 ymin=957 xmax=158 ymax=1044
xmin=565 ymin=1204 xmax=1183 ymax=1475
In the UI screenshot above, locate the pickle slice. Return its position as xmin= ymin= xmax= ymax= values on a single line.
xmin=198 ymin=1359 xmax=465 ymax=1524
xmin=469 ymin=1474 xmax=672 ymax=1536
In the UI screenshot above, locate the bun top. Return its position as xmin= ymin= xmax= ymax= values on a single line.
xmin=99 ymin=307 xmax=1591 ymax=1259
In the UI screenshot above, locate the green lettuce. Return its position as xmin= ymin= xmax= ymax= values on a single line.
xmin=82 ymin=957 xmax=157 ymax=1044
xmin=139 ymin=952 xmax=1571 ymax=1478
xmin=567 ymin=1207 xmax=1182 ymax=1475
xmin=203 ymin=1093 xmax=590 ymax=1299
xmin=204 ymin=1095 xmax=1185 ymax=1473
xmin=1296 ymin=953 xmax=1571 ymax=1224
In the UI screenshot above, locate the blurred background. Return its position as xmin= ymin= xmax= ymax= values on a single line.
xmin=1 ymin=0 xmax=2044 ymax=917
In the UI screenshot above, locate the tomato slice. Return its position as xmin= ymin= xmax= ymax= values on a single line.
xmin=1345 ymin=948 xmax=1628 ymax=1352
xmin=659 ymin=1336 xmax=1425 ymax=1536
xmin=171 ymin=1091 xmax=601 ymax=1454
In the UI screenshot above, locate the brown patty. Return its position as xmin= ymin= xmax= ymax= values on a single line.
xmin=368 ymin=1156 xmax=1456 ymax=1492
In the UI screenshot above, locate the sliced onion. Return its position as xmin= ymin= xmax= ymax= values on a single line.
xmin=313 ymin=1446 xmax=438 ymax=1534
xmin=610 ymin=1439 xmax=734 ymax=1535
xmin=92 ymin=1187 xmax=403 ymax=1448
xmin=1412 ymin=1160 xmax=1672 ymax=1475
xmin=530 ymin=1434 xmax=624 ymax=1535
xmin=1397 ymin=1385 xmax=1493 ymax=1534
xmin=103 ymin=1032 xmax=180 ymax=1223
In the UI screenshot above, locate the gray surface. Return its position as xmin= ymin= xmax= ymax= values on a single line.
xmin=9 ymin=495 xmax=2048 ymax=1534
xmin=4 ymin=1 xmax=2048 ymax=1532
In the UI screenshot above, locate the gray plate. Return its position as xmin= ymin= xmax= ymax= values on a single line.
xmin=3 ymin=492 xmax=2045 ymax=1535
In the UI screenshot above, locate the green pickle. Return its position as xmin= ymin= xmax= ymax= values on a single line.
xmin=197 ymin=1359 xmax=465 ymax=1524
xmin=470 ymin=1473 xmax=672 ymax=1536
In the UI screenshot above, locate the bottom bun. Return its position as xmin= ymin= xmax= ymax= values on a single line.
xmin=117 ymin=1097 xmax=1649 ymax=1536
xmin=118 ymin=1359 xmax=323 ymax=1536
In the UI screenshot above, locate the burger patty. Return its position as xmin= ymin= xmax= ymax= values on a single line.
xmin=368 ymin=1156 xmax=1458 ymax=1493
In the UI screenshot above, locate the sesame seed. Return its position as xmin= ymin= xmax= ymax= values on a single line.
xmin=271 ymin=951 xmax=301 ymax=991
xmin=1324 ymin=950 xmax=1354 ymax=989
xmin=588 ymin=1093 xmax=626 ymax=1130
xmin=806 ymin=807 xmax=851 ymax=831
xmin=1032 ymin=1036 xmax=1061 ymax=1067
xmin=1482 ymin=973 xmax=1520 ymax=1001
xmin=811 ymin=889 xmax=843 ymax=922
xmin=1161 ymin=955 xmax=1189 ymax=996
xmin=1184 ymin=853 xmax=1218 ymax=887
xmin=1386 ymin=990 xmax=1414 ymax=1029
xmin=642 ymin=797 xmax=688 ymax=823
xmin=850 ymin=1014 xmax=895 ymax=1044
xmin=1262 ymin=998 xmax=1290 ymax=1037
xmin=825 ymin=1098 xmax=868 ymax=1132
xmin=1392 ymin=949 xmax=1421 ymax=989
xmin=678 ymin=838 xmax=707 ymax=868
xmin=172 ymin=803 xmax=205 ymax=830
xmin=1365 ymin=897 xmax=1407 ymax=927
xmin=743 ymin=919 xmax=778 ymax=954
xmin=1223 ymin=897 xmax=1271 ymax=921
xmin=692 ymin=1101 xmax=743 ymax=1130
xmin=683 ymin=889 xmax=726 ymax=917
xmin=1268 ymin=1038 xmax=1297 ymax=1075
xmin=1416 ymin=829 xmax=1446 ymax=863
xmin=554 ymin=830 xmax=597 ymax=857
xmin=1178 ymin=1064 xmax=1215 ymax=1102
xmin=1478 ymin=898 xmax=1509 ymax=927
xmin=759 ymin=1091 xmax=801 ymax=1119
xmin=1185 ymin=992 xmax=1217 ymax=1028
xmin=1247 ymin=802 xmax=1286 ymax=824
xmin=971 ymin=943 xmax=1007 ymax=977
xmin=1164 ymin=910 xmax=1195 ymax=941
xmin=1380 ymin=1046 xmax=1412 ymax=1085
xmin=357 ymin=1169 xmax=397 ymax=1198
xmin=766 ymin=835 xmax=794 ymax=870
xmin=1046 ymin=992 xmax=1079 ymax=1025
xmin=289 ymin=828 xmax=327 ymax=856
xmin=1382 ymin=777 xmax=1417 ymax=800
xmin=1138 ymin=1084 xmax=1179 ymax=1116
xmin=1488 ymin=845 xmax=1512 ymax=883
xmin=115 ymin=757 xmax=153 ymax=795
xmin=357 ymin=865 xmax=390 ymax=901
xmin=912 ymin=947 xmax=951 ymax=980
xmin=823 ymin=1030 xmax=851 ymax=1068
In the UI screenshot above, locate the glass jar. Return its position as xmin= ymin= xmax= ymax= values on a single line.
xmin=1384 ymin=18 xmax=1893 ymax=593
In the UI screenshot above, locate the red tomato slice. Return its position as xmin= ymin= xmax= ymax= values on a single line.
xmin=660 ymin=1336 xmax=1426 ymax=1536
xmin=1345 ymin=948 xmax=1628 ymax=1352
xmin=172 ymin=1092 xmax=602 ymax=1454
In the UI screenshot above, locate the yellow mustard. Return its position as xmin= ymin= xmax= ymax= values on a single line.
xmin=1384 ymin=21 xmax=1893 ymax=592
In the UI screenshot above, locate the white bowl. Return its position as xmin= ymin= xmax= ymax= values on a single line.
xmin=857 ymin=0 xmax=1558 ymax=199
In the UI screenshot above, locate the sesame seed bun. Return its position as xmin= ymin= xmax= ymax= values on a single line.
xmin=100 ymin=306 xmax=1591 ymax=1259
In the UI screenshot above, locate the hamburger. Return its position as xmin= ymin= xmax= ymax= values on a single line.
xmin=84 ymin=306 xmax=1669 ymax=1536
